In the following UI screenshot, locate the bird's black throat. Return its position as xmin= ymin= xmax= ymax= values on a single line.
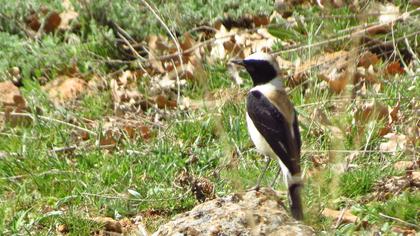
xmin=243 ymin=59 xmax=277 ymax=86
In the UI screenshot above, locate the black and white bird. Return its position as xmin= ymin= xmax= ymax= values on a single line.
xmin=231 ymin=52 xmax=303 ymax=220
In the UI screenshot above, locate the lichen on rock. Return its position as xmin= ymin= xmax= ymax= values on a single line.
xmin=153 ymin=188 xmax=314 ymax=236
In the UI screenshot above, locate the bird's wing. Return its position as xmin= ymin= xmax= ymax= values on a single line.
xmin=247 ymin=90 xmax=301 ymax=174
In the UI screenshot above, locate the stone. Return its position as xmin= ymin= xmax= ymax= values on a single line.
xmin=153 ymin=188 xmax=314 ymax=236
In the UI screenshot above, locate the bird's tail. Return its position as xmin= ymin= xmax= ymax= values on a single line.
xmin=288 ymin=183 xmax=303 ymax=220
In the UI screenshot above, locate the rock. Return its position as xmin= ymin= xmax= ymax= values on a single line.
xmin=153 ymin=188 xmax=314 ymax=236
xmin=393 ymin=161 xmax=415 ymax=171
xmin=0 ymin=81 xmax=21 ymax=105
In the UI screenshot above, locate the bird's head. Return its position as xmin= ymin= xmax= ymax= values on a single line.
xmin=231 ymin=52 xmax=280 ymax=86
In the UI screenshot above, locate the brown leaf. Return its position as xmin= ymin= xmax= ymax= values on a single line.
xmin=371 ymin=175 xmax=414 ymax=201
xmin=252 ymin=15 xmax=270 ymax=27
xmin=319 ymin=69 xmax=350 ymax=93
xmin=379 ymin=133 xmax=408 ymax=152
xmin=155 ymin=95 xmax=177 ymax=109
xmin=91 ymin=217 xmax=122 ymax=233
xmin=310 ymin=155 xmax=328 ymax=168
xmin=307 ymin=50 xmax=352 ymax=92
xmin=410 ymin=0 xmax=420 ymax=6
xmin=392 ymin=226 xmax=417 ymax=236
xmin=25 ymin=11 xmax=41 ymax=31
xmin=386 ymin=61 xmax=405 ymax=75
xmin=99 ymin=129 xmax=118 ymax=147
xmin=59 ymin=0 xmax=78 ymax=31
xmin=44 ymin=11 xmax=61 ymax=33
xmin=322 ymin=208 xmax=358 ymax=224
xmin=378 ymin=123 xmax=393 ymax=137
xmin=209 ymin=24 xmax=230 ymax=61
xmin=358 ymin=51 xmax=380 ymax=68
xmin=410 ymin=171 xmax=420 ymax=183
xmin=355 ymin=101 xmax=389 ymax=122
xmin=180 ymin=32 xmax=196 ymax=52
xmin=43 ymin=76 xmax=87 ymax=104
xmin=58 ymin=10 xmax=78 ymax=30
xmin=56 ymin=224 xmax=68 ymax=234
xmin=389 ymin=101 xmax=400 ymax=123
xmin=139 ymin=126 xmax=152 ymax=140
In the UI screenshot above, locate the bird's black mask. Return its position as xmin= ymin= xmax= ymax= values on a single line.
xmin=232 ymin=59 xmax=278 ymax=86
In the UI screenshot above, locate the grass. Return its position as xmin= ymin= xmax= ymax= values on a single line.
xmin=1 ymin=0 xmax=419 ymax=235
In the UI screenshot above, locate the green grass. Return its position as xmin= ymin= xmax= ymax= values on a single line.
xmin=1 ymin=0 xmax=419 ymax=234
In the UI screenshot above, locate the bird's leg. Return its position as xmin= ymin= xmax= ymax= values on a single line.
xmin=250 ymin=156 xmax=271 ymax=191
xmin=270 ymin=167 xmax=282 ymax=187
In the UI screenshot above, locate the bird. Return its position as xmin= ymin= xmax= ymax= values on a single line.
xmin=231 ymin=52 xmax=303 ymax=220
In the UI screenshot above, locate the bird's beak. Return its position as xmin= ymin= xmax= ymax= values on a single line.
xmin=230 ymin=59 xmax=245 ymax=66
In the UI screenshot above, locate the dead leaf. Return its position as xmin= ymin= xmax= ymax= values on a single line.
xmin=378 ymin=3 xmax=400 ymax=24
xmin=386 ymin=61 xmax=405 ymax=75
xmin=0 ymin=81 xmax=29 ymax=127
xmin=44 ymin=11 xmax=61 ymax=33
xmin=210 ymin=24 xmax=230 ymax=61
xmin=58 ymin=10 xmax=78 ymax=31
xmin=110 ymin=71 xmax=147 ymax=114
xmin=98 ymin=117 xmax=153 ymax=146
xmin=91 ymin=217 xmax=122 ymax=233
xmin=358 ymin=51 xmax=380 ymax=68
xmin=43 ymin=75 xmax=87 ymax=104
xmin=410 ymin=0 xmax=420 ymax=6
xmin=322 ymin=208 xmax=358 ymax=224
xmin=319 ymin=68 xmax=349 ymax=93
xmin=392 ymin=226 xmax=417 ymax=236
xmin=56 ymin=224 xmax=68 ymax=234
xmin=410 ymin=171 xmax=420 ymax=183
xmin=311 ymin=108 xmax=332 ymax=126
xmin=58 ymin=0 xmax=78 ymax=30
xmin=298 ymin=50 xmax=351 ymax=91
xmin=252 ymin=15 xmax=270 ymax=27
xmin=139 ymin=126 xmax=152 ymax=139
xmin=371 ymin=171 xmax=419 ymax=201
xmin=379 ymin=133 xmax=408 ymax=152
xmin=365 ymin=3 xmax=400 ymax=34
xmin=175 ymin=170 xmax=214 ymax=202
xmin=310 ymin=155 xmax=328 ymax=168
xmin=355 ymin=101 xmax=389 ymax=122
xmin=389 ymin=101 xmax=400 ymax=123
xmin=25 ymin=11 xmax=41 ymax=31
xmin=155 ymin=95 xmax=177 ymax=109
xmin=228 ymin=63 xmax=244 ymax=85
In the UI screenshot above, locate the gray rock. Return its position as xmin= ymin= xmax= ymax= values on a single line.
xmin=153 ymin=188 xmax=314 ymax=236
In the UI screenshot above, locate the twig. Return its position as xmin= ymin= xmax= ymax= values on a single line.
xmin=139 ymin=0 xmax=184 ymax=104
xmin=272 ymin=8 xmax=418 ymax=55
xmin=50 ymin=145 xmax=78 ymax=153
xmin=302 ymin=150 xmax=403 ymax=154
xmin=116 ymin=30 xmax=151 ymax=77
xmin=0 ymin=112 xmax=97 ymax=136
xmin=379 ymin=213 xmax=419 ymax=229
xmin=333 ymin=207 xmax=348 ymax=229
xmin=48 ymin=144 xmax=116 ymax=155
xmin=1 ymin=169 xmax=76 ymax=181
xmin=404 ymin=36 xmax=420 ymax=62
xmin=81 ymin=192 xmax=184 ymax=202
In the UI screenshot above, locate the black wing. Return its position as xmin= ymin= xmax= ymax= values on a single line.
xmin=247 ymin=90 xmax=301 ymax=174
xmin=293 ymin=110 xmax=302 ymax=152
